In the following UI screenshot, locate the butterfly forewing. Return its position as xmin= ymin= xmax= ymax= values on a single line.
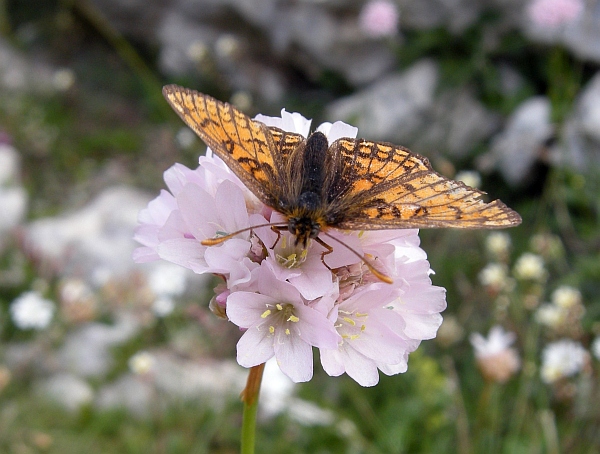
xmin=162 ymin=85 xmax=287 ymax=207
xmin=325 ymin=138 xmax=522 ymax=230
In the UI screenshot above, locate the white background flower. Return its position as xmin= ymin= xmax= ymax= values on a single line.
xmin=541 ymin=339 xmax=588 ymax=383
xmin=10 ymin=291 xmax=55 ymax=330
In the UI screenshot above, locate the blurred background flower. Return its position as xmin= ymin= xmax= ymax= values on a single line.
xmin=10 ymin=291 xmax=55 ymax=330
xmin=358 ymin=0 xmax=400 ymax=38
xmin=470 ymin=325 xmax=520 ymax=383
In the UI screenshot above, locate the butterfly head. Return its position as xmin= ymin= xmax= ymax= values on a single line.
xmin=286 ymin=190 xmax=327 ymax=247
xmin=287 ymin=215 xmax=322 ymax=248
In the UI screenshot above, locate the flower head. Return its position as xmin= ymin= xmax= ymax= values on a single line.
xmin=530 ymin=233 xmax=564 ymax=260
xmin=455 ymin=170 xmax=481 ymax=189
xmin=134 ymin=108 xmax=446 ymax=384
xmin=551 ymin=286 xmax=581 ymax=308
xmin=486 ymin=232 xmax=511 ymax=261
xmin=513 ymin=253 xmax=547 ymax=282
xmin=470 ymin=326 xmax=520 ymax=383
xmin=358 ymin=0 xmax=400 ymax=38
xmin=227 ymin=266 xmax=340 ymax=382
xmin=58 ymin=278 xmax=97 ymax=323
xmin=535 ymin=286 xmax=584 ymax=336
xmin=10 ymin=291 xmax=55 ymax=330
xmin=479 ymin=262 xmax=510 ymax=293
xmin=540 ymin=339 xmax=588 ymax=383
xmin=528 ymin=0 xmax=584 ymax=27
xmin=129 ymin=351 xmax=156 ymax=375
xmin=535 ymin=303 xmax=564 ymax=328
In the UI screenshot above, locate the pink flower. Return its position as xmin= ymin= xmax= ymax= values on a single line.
xmin=319 ymin=229 xmax=446 ymax=386
xmin=133 ymin=162 xmax=263 ymax=288
xmin=527 ymin=0 xmax=584 ymax=27
xmin=134 ymin=108 xmax=447 ymax=385
xmin=358 ymin=0 xmax=400 ymax=38
xmin=470 ymin=326 xmax=520 ymax=383
xmin=227 ymin=266 xmax=340 ymax=383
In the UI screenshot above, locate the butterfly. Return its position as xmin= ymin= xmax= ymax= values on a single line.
xmin=162 ymin=84 xmax=521 ymax=283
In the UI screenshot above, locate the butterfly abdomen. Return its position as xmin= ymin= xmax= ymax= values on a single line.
xmin=300 ymin=132 xmax=328 ymax=196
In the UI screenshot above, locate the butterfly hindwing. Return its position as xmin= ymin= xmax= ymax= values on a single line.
xmin=324 ymin=138 xmax=522 ymax=229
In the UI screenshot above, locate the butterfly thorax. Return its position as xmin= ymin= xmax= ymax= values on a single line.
xmin=285 ymin=131 xmax=330 ymax=247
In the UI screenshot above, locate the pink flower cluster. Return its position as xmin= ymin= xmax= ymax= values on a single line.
xmin=358 ymin=0 xmax=400 ymax=38
xmin=527 ymin=0 xmax=584 ymax=27
xmin=134 ymin=110 xmax=446 ymax=386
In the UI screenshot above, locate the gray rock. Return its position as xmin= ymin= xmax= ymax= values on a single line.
xmin=157 ymin=10 xmax=287 ymax=102
xmin=0 ymin=38 xmax=55 ymax=93
xmin=37 ymin=373 xmax=94 ymax=412
xmin=551 ymin=72 xmax=600 ymax=170
xmin=58 ymin=314 xmax=141 ymax=378
xmin=151 ymin=352 xmax=246 ymax=403
xmin=157 ymin=11 xmax=221 ymax=77
xmin=478 ymin=96 xmax=553 ymax=186
xmin=273 ymin=4 xmax=396 ymax=85
xmin=326 ymin=59 xmax=439 ymax=142
xmin=4 ymin=341 xmax=56 ymax=375
xmin=156 ymin=0 xmax=396 ymax=96
xmin=23 ymin=186 xmax=151 ymax=280
xmin=401 ymin=0 xmax=484 ymax=33
xmin=89 ymin=0 xmax=170 ymax=43
xmin=415 ymin=89 xmax=500 ymax=158
xmin=576 ymin=72 xmax=600 ymax=143
xmin=95 ymin=375 xmax=154 ymax=416
xmin=0 ymin=144 xmax=28 ymax=237
xmin=314 ymin=40 xmax=397 ymax=87
xmin=94 ymin=353 xmax=247 ymax=415
xmin=498 ymin=63 xmax=527 ymax=98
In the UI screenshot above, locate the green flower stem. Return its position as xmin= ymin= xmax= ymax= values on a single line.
xmin=240 ymin=363 xmax=265 ymax=454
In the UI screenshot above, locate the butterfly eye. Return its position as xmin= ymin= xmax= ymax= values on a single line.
xmin=310 ymin=225 xmax=320 ymax=239
xmin=287 ymin=218 xmax=297 ymax=235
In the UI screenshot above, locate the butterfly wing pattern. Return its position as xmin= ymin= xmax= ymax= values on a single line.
xmin=162 ymin=84 xmax=521 ymax=243
xmin=323 ymin=138 xmax=522 ymax=229
xmin=163 ymin=84 xmax=292 ymax=208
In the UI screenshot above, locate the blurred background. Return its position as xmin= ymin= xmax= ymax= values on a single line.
xmin=0 ymin=0 xmax=599 ymax=452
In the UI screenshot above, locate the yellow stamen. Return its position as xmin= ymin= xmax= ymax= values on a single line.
xmin=269 ymin=326 xmax=275 ymax=334
xmin=276 ymin=303 xmax=283 ymax=311
xmin=342 ymin=317 xmax=356 ymax=326
xmin=287 ymin=315 xmax=299 ymax=323
xmin=261 ymin=309 xmax=271 ymax=318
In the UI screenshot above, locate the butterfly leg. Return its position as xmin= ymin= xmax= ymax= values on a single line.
xmin=315 ymin=237 xmax=334 ymax=271
xmin=269 ymin=225 xmax=287 ymax=249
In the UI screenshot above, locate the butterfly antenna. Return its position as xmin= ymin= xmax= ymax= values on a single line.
xmin=201 ymin=222 xmax=284 ymax=246
xmin=319 ymin=231 xmax=393 ymax=284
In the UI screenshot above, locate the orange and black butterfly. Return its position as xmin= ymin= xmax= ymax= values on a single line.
xmin=162 ymin=84 xmax=521 ymax=282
